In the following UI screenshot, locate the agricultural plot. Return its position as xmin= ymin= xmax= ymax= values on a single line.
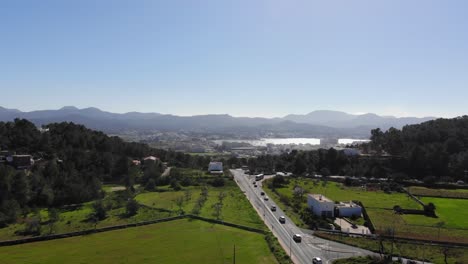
xmin=0 ymin=219 xmax=277 ymax=264
xmin=407 ymin=186 xmax=468 ymax=199
xmin=0 ymin=200 xmax=171 ymax=242
xmin=136 ymin=184 xmax=265 ymax=230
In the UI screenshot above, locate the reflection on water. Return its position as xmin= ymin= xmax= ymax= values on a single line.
xmin=214 ymin=138 xmax=369 ymax=146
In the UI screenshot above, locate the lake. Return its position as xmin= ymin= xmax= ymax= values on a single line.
xmin=213 ymin=138 xmax=369 ymax=146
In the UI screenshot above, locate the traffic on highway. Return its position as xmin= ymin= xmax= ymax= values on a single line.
xmin=231 ymin=169 xmax=372 ymax=264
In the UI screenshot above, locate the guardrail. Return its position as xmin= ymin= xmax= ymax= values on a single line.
xmin=315 ymin=229 xmax=468 ymax=248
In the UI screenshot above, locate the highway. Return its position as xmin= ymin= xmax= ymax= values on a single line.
xmin=231 ymin=169 xmax=373 ymax=264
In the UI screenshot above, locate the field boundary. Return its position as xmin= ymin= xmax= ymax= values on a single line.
xmin=315 ymin=228 xmax=468 ymax=248
xmin=0 ymin=214 xmax=266 ymax=247
xmin=402 ymin=188 xmax=425 ymax=207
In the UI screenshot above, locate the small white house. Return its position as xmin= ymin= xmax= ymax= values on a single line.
xmin=307 ymin=194 xmax=335 ymax=218
xmin=335 ymin=202 xmax=362 ymax=217
xmin=208 ymin=162 xmax=223 ymax=174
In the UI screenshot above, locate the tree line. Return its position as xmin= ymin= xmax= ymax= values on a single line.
xmin=226 ymin=117 xmax=468 ymax=183
xmin=0 ymin=119 xmax=211 ymax=226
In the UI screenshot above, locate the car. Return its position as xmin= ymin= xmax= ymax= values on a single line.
xmin=254 ymin=184 xmax=257 ymax=187
xmin=279 ymin=216 xmax=286 ymax=223
xmin=312 ymin=257 xmax=322 ymax=264
xmin=252 ymin=181 xmax=256 ymax=184
xmin=260 ymin=191 xmax=265 ymax=196
xmin=293 ymin=234 xmax=302 ymax=242
xmin=270 ymin=205 xmax=276 ymax=211
xmin=264 ymin=196 xmax=269 ymax=201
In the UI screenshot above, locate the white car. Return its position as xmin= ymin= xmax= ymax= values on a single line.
xmin=293 ymin=234 xmax=302 ymax=242
xmin=312 ymin=257 xmax=322 ymax=264
xmin=279 ymin=216 xmax=286 ymax=223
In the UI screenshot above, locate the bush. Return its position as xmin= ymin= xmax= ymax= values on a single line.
xmin=210 ymin=177 xmax=225 ymax=187
xmin=126 ymin=198 xmax=140 ymax=217
xmin=170 ymin=180 xmax=182 ymax=191
xmin=91 ymin=200 xmax=107 ymax=220
xmin=145 ymin=179 xmax=156 ymax=191
xmin=265 ymin=233 xmax=292 ymax=264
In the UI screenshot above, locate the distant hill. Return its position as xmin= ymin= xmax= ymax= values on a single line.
xmin=0 ymin=107 xmax=436 ymax=138
xmin=283 ymin=110 xmax=435 ymax=129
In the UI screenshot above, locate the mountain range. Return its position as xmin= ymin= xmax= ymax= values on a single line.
xmin=0 ymin=106 xmax=436 ymax=138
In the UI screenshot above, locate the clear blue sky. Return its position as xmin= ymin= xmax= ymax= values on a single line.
xmin=1 ymin=0 xmax=467 ymax=118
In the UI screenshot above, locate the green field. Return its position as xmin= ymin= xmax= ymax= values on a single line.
xmin=402 ymin=197 xmax=468 ymax=229
xmin=408 ymin=186 xmax=468 ymax=199
xmin=136 ymin=184 xmax=265 ymax=230
xmin=273 ymin=179 xmax=420 ymax=209
xmin=0 ymin=219 xmax=277 ymax=264
xmin=0 ymin=200 xmax=172 ymax=242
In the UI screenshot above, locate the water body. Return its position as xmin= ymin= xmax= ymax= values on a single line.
xmin=338 ymin=138 xmax=370 ymax=145
xmin=214 ymin=138 xmax=369 ymax=146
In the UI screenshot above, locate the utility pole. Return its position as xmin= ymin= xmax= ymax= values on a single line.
xmin=233 ymin=244 xmax=236 ymax=264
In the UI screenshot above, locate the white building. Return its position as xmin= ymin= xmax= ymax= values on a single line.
xmin=335 ymin=202 xmax=362 ymax=217
xmin=307 ymin=194 xmax=335 ymax=218
xmin=208 ymin=162 xmax=223 ymax=174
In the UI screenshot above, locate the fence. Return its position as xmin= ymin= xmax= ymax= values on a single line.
xmin=315 ymin=228 xmax=468 ymax=248
xmin=353 ymin=200 xmax=376 ymax=234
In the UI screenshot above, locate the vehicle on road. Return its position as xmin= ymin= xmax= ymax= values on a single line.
xmin=255 ymin=174 xmax=264 ymax=181
xmin=293 ymin=234 xmax=302 ymax=242
xmin=252 ymin=181 xmax=256 ymax=184
xmin=254 ymin=184 xmax=257 ymax=187
xmin=264 ymin=196 xmax=269 ymax=201
xmin=260 ymin=191 xmax=265 ymax=196
xmin=312 ymin=257 xmax=322 ymax=264
xmin=270 ymin=205 xmax=276 ymax=211
xmin=279 ymin=216 xmax=286 ymax=223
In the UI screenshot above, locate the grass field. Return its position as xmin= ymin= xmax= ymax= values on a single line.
xmin=402 ymin=197 xmax=468 ymax=229
xmin=0 ymin=219 xmax=277 ymax=264
xmin=408 ymin=186 xmax=468 ymax=199
xmin=0 ymin=201 xmax=173 ymax=242
xmin=274 ymin=179 xmax=421 ymax=209
xmin=136 ymin=183 xmax=265 ymax=230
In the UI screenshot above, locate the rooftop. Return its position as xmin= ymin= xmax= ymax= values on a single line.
xmin=308 ymin=194 xmax=333 ymax=203
xmin=336 ymin=201 xmax=361 ymax=208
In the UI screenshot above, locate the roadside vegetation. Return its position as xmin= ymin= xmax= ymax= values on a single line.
xmin=407 ymin=186 xmax=468 ymax=199
xmin=318 ymin=232 xmax=468 ymax=264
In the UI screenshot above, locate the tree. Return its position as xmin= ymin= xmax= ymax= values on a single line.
xmin=424 ymin=202 xmax=436 ymax=217
xmin=145 ymin=178 xmax=156 ymax=191
xmin=126 ymin=198 xmax=139 ymax=217
xmin=212 ymin=202 xmax=223 ymax=220
xmin=47 ymin=208 xmax=60 ymax=234
xmin=91 ymin=200 xmax=107 ymax=220
xmin=174 ymin=196 xmax=185 ymax=215
xmin=435 ymin=221 xmax=445 ymax=240
xmin=184 ymin=189 xmax=192 ymax=202
xmin=24 ymin=210 xmax=42 ymax=236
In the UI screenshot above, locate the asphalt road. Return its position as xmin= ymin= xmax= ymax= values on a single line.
xmin=231 ymin=169 xmax=373 ymax=264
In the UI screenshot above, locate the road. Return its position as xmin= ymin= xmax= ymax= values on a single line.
xmin=231 ymin=169 xmax=373 ymax=264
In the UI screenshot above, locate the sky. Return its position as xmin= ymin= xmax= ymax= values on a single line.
xmin=1 ymin=0 xmax=467 ymax=118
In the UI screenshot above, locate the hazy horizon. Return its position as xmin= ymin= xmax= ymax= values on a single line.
xmin=2 ymin=1 xmax=467 ymax=118
xmin=0 ymin=105 xmax=446 ymax=119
